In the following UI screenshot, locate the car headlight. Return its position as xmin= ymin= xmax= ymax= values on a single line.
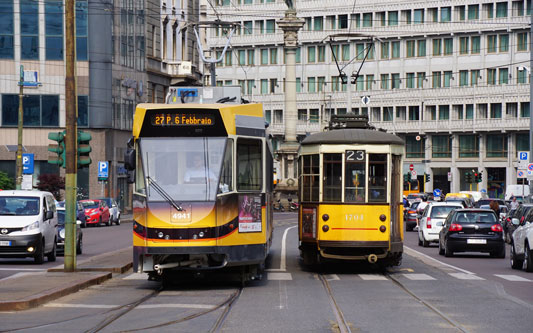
xmin=59 ymin=229 xmax=66 ymax=238
xmin=22 ymin=221 xmax=39 ymax=231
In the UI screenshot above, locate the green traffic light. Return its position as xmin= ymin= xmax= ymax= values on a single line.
xmin=47 ymin=131 xmax=66 ymax=167
xmin=77 ymin=130 xmax=92 ymax=168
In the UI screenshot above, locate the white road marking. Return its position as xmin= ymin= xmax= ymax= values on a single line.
xmin=278 ymin=279 xmax=289 ymax=309
xmin=0 ymin=272 xmax=34 ymax=282
xmin=266 ymin=225 xmax=296 ymax=273
xmin=449 ymin=273 xmax=485 ymax=280
xmin=45 ymin=303 xmax=117 ymax=309
xmin=358 ymin=274 xmax=388 ymax=281
xmin=324 ymin=274 xmax=339 ymax=281
xmin=123 ymin=273 xmax=148 ymax=280
xmin=137 ymin=304 xmax=216 ymax=309
xmin=0 ymin=268 xmax=46 ymax=271
xmin=403 ymin=273 xmax=436 ymax=280
xmin=405 ymin=246 xmax=475 ymax=274
xmin=494 ymin=274 xmax=532 ymax=282
xmin=268 ymin=272 xmax=292 ymax=280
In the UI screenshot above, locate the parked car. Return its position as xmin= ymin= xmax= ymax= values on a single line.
xmin=98 ymin=198 xmax=120 ymax=225
xmin=509 ymin=208 xmax=533 ymax=271
xmin=405 ymin=201 xmax=421 ymax=231
xmin=79 ymin=199 xmax=111 ymax=226
xmin=57 ymin=200 xmax=87 ymax=228
xmin=438 ymin=209 xmax=505 ymax=258
xmin=0 ymin=190 xmax=58 ymax=263
xmin=506 ymin=204 xmax=533 ymax=244
xmin=56 ymin=207 xmax=83 ymax=255
xmin=418 ymin=202 xmax=463 ymax=247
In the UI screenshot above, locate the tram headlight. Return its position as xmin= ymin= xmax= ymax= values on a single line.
xmin=379 ymin=214 xmax=387 ymax=222
xmin=322 ymin=225 xmax=329 ymax=232
xmin=157 ymin=232 xmax=164 ymax=238
xmin=379 ymin=225 xmax=386 ymax=233
xmin=322 ymin=214 xmax=329 ymax=221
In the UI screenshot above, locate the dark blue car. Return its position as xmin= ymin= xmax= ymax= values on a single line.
xmin=56 ymin=201 xmax=87 ymax=228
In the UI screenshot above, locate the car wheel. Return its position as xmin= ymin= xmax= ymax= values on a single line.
xmin=77 ymin=236 xmax=83 ymax=255
xmin=98 ymin=217 xmax=102 ymax=227
xmin=34 ymin=238 xmax=44 ymax=264
xmin=438 ymin=240 xmax=445 ymax=255
xmin=106 ymin=216 xmax=112 ymax=226
xmin=418 ymin=236 xmax=423 ymax=246
xmin=302 ymin=248 xmax=318 ymax=266
xmin=492 ymin=245 xmax=505 ymax=259
xmin=422 ymin=236 xmax=429 ymax=248
xmin=524 ymin=244 xmax=533 ymax=272
xmin=47 ymin=240 xmax=57 ymax=262
xmin=444 ymin=240 xmax=453 ymax=257
xmin=115 ymin=215 xmax=121 ymax=225
xmin=510 ymin=243 xmax=523 ymax=269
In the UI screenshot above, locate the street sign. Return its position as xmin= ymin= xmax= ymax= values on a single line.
xmin=361 ymin=96 xmax=370 ymax=105
xmin=517 ymin=170 xmax=526 ymax=178
xmin=433 ymin=189 xmax=441 ymax=197
xmin=409 ymin=164 xmax=414 ymax=171
xmin=411 ymin=170 xmax=417 ymax=180
xmin=518 ymin=151 xmax=529 ymax=168
xmin=447 ymin=172 xmax=452 ymax=181
xmin=98 ymin=161 xmax=109 ymax=179
xmin=22 ymin=153 xmax=34 ymax=174
xmin=21 ymin=174 xmax=32 ymax=190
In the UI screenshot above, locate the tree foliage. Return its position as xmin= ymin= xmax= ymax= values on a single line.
xmin=0 ymin=171 xmax=15 ymax=190
xmin=37 ymin=173 xmax=65 ymax=201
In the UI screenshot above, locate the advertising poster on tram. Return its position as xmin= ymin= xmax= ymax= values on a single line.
xmin=238 ymin=194 xmax=262 ymax=232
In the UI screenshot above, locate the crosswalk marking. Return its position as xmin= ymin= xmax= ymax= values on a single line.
xmin=268 ymin=272 xmax=292 ymax=280
xmin=494 ymin=274 xmax=532 ymax=282
xmin=45 ymin=303 xmax=116 ymax=309
xmin=402 ymin=273 xmax=436 ymax=281
xmin=358 ymin=274 xmax=388 ymax=281
xmin=324 ymin=274 xmax=340 ymax=281
xmin=449 ymin=273 xmax=485 ymax=280
xmin=45 ymin=303 xmax=217 ymax=309
xmin=123 ymin=273 xmax=148 ymax=280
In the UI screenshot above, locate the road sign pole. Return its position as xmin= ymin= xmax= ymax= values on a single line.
xmin=15 ymin=66 xmax=24 ymax=190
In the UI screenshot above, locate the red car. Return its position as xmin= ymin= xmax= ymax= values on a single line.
xmin=79 ymin=199 xmax=111 ymax=226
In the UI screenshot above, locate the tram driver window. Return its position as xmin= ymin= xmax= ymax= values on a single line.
xmin=237 ymin=139 xmax=262 ymax=191
xmin=218 ymin=139 xmax=233 ymax=193
xmin=345 ymin=151 xmax=365 ymax=203
xmin=368 ymin=154 xmax=387 ymax=202
xmin=323 ymin=153 xmax=342 ymax=202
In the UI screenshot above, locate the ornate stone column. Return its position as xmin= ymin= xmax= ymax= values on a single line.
xmin=276 ymin=9 xmax=304 ymax=191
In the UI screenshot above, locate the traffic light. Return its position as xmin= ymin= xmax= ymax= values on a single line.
xmin=475 ymin=171 xmax=483 ymax=183
xmin=47 ymin=131 xmax=65 ymax=168
xmin=465 ymin=172 xmax=472 ymax=183
xmin=404 ymin=173 xmax=409 ymax=182
xmin=425 ymin=173 xmax=431 ymax=182
xmin=77 ymin=130 xmax=92 ymax=168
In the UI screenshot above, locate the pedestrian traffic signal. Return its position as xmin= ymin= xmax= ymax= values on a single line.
xmin=77 ymin=130 xmax=92 ymax=168
xmin=425 ymin=173 xmax=431 ymax=182
xmin=47 ymin=131 xmax=65 ymax=168
xmin=465 ymin=172 xmax=472 ymax=183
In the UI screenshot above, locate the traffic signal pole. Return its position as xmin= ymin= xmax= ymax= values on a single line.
xmin=15 ymin=67 xmax=24 ymax=190
xmin=64 ymin=0 xmax=77 ymax=271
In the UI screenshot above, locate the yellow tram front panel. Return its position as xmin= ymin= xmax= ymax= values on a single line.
xmin=315 ymin=204 xmax=391 ymax=243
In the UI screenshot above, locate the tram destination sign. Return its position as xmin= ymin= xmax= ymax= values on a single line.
xmin=151 ymin=113 xmax=215 ymax=126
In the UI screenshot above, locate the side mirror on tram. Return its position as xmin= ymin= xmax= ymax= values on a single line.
xmin=124 ymin=148 xmax=136 ymax=171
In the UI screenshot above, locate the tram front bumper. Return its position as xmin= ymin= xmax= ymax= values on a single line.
xmin=317 ymin=240 xmax=402 ymax=260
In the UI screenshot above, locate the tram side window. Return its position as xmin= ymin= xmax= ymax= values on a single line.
xmin=345 ymin=154 xmax=365 ymax=203
xmin=301 ymin=154 xmax=319 ymax=202
xmin=219 ymin=139 xmax=233 ymax=193
xmin=323 ymin=153 xmax=342 ymax=202
xmin=237 ymin=139 xmax=262 ymax=191
xmin=369 ymin=154 xmax=387 ymax=202
xmin=135 ymin=147 xmax=146 ymax=195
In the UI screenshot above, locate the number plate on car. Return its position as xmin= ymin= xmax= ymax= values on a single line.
xmin=0 ymin=241 xmax=11 ymax=246
xmin=467 ymin=239 xmax=486 ymax=244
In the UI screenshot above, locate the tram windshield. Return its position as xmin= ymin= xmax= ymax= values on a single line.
xmin=139 ymin=137 xmax=226 ymax=201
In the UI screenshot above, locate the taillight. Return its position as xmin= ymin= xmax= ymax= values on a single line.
xmin=426 ymin=217 xmax=432 ymax=229
xmin=491 ymin=224 xmax=503 ymax=232
xmin=450 ymin=223 xmax=463 ymax=231
xmin=408 ymin=210 xmax=415 ymax=214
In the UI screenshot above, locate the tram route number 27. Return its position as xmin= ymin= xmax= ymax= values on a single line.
xmin=346 ymin=150 xmax=365 ymax=162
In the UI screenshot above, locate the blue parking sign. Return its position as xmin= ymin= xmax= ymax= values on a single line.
xmin=98 ymin=161 xmax=109 ymax=179
xmin=22 ymin=153 xmax=34 ymax=174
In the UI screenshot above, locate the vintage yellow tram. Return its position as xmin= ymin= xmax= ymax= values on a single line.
xmin=124 ymin=87 xmax=273 ymax=282
xmin=298 ymin=115 xmax=404 ymax=267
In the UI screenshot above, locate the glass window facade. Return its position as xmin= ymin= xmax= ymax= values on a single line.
xmin=0 ymin=0 xmax=14 ymax=59
xmin=20 ymin=0 xmax=39 ymax=60
xmin=45 ymin=1 xmax=63 ymax=60
xmin=2 ymin=94 xmax=59 ymax=127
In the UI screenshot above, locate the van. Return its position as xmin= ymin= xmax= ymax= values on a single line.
xmin=0 ymin=190 xmax=58 ymax=263
xmin=505 ymin=185 xmax=530 ymax=201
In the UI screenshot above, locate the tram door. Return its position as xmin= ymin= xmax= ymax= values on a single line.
xmin=391 ymin=155 xmax=402 ymax=242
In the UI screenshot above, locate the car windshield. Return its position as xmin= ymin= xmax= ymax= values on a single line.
xmin=454 ymin=212 xmax=497 ymax=224
xmin=140 ymin=137 xmax=226 ymax=202
xmin=0 ymin=196 xmax=40 ymax=216
xmin=430 ymin=206 xmax=460 ymax=218
xmin=81 ymin=201 xmax=99 ymax=209
xmin=410 ymin=202 xmax=420 ymax=210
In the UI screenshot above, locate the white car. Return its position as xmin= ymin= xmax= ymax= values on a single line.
xmin=510 ymin=209 xmax=533 ymax=272
xmin=98 ymin=198 xmax=121 ymax=225
xmin=418 ymin=202 xmax=463 ymax=247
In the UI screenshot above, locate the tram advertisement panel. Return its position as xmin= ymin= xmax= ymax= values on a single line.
xmin=238 ymin=194 xmax=262 ymax=233
xmin=302 ymin=207 xmax=316 ymax=239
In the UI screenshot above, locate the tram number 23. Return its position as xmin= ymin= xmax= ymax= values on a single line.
xmin=346 ymin=150 xmax=365 ymax=162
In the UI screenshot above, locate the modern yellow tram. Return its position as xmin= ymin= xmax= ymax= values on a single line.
xmin=298 ymin=115 xmax=405 ymax=267
xmin=124 ymin=88 xmax=273 ymax=282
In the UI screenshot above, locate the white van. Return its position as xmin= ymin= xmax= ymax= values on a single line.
xmin=0 ymin=190 xmax=58 ymax=263
xmin=505 ymin=185 xmax=530 ymax=201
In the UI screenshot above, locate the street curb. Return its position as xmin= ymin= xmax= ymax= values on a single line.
xmin=47 ymin=262 xmax=133 ymax=274
xmin=0 ymin=272 xmax=112 ymax=312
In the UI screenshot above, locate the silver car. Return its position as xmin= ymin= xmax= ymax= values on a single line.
xmin=418 ymin=202 xmax=463 ymax=247
xmin=98 ymin=198 xmax=121 ymax=225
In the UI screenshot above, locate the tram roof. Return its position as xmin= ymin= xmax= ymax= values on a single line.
xmin=300 ymin=128 xmax=404 ymax=146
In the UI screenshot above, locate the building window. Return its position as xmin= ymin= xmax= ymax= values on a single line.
xmin=406 ymin=73 xmax=415 ymax=88
xmin=391 ymin=74 xmax=400 ymax=89
xmin=339 ymin=15 xmax=348 ymax=29
xmin=388 ymin=11 xmax=398 ymax=25
xmin=296 ymin=78 xmax=301 ymax=93
xmin=496 ymin=2 xmax=508 ymax=17
xmin=381 ymin=74 xmax=389 ymax=90
xmin=20 ymin=0 xmax=39 ymax=60
xmin=266 ymin=19 xmax=275 ymax=33
xmin=341 ymin=44 xmax=350 ymax=61
xmin=260 ymin=79 xmax=268 ymax=94
xmin=317 ymin=45 xmax=325 ymax=62
xmin=406 ymin=135 xmax=424 ymax=158
xmin=516 ymin=133 xmax=530 ymax=151
xmin=331 ymin=45 xmax=339 ymax=61
xmin=443 ymin=71 xmax=452 ymax=87
xmin=417 ymin=40 xmax=426 ymax=56
xmin=318 ymin=76 xmax=325 ymax=92
xmin=439 ymin=105 xmax=450 ymax=120
xmin=432 ymin=39 xmax=441 ymax=56
xmin=414 ymin=9 xmax=424 ymax=23
xmin=499 ymin=34 xmax=509 ymax=52
xmin=225 ymin=51 xmax=232 ymax=66
xmin=313 ymin=16 xmax=323 ymax=31
xmin=517 ymin=68 xmax=528 ymax=84
xmin=471 ymin=70 xmax=480 ymax=85
xmin=459 ymin=70 xmax=468 ymax=86
xmin=0 ymin=0 xmax=14 ymax=59
xmin=416 ymin=72 xmax=425 ymax=88
xmin=406 ymin=40 xmax=415 ymax=57
xmin=78 ymin=96 xmax=89 ymax=127
xmin=362 ymin=13 xmax=372 ymax=27
xmin=441 ymin=7 xmax=451 ymax=22
xmin=499 ymin=68 xmax=509 ymax=84
xmin=270 ymin=48 xmax=278 ymax=64
xmin=457 ymin=5 xmax=466 ymax=20
xmin=443 ymin=38 xmax=453 ymax=55
xmin=45 ymin=1 xmax=63 ymax=60
xmin=408 ymin=106 xmax=420 ymax=120
xmin=484 ymin=3 xmax=494 ymax=18
xmin=471 ymin=36 xmax=481 ymax=53
xmin=247 ymin=50 xmax=254 ymax=65
xmin=487 ymin=35 xmax=497 ymax=53
xmin=459 ymin=135 xmax=479 ymax=158
xmin=486 ymin=134 xmax=508 ymax=157
xmin=307 ymin=46 xmax=316 ymax=63
xmin=432 ymin=71 xmax=441 ymax=88
xmin=517 ymin=32 xmax=528 ymax=51
xmin=260 ymin=49 xmax=267 ymax=65
xmin=391 ymin=41 xmax=400 ymax=58
xmin=468 ymin=4 xmax=479 ymax=19
xmin=365 ymin=75 xmax=374 ymax=90
xmin=239 ymin=50 xmax=246 ymax=65
xmin=459 ymin=37 xmax=468 ymax=54
xmin=243 ymin=21 xmax=252 ymax=34
xmin=490 ymin=103 xmax=502 ymax=118
xmin=308 ymin=77 xmax=316 ymax=93
xmin=466 ymin=104 xmax=474 ymax=119
xmin=355 ymin=76 xmax=363 ymax=91
xmin=520 ymin=102 xmax=530 ymax=117
xmin=432 ymin=135 xmax=452 ymax=158
xmin=381 ymin=42 xmax=389 ymax=59
xmin=76 ymin=0 xmax=88 ymax=61
xmin=487 ymin=68 xmax=497 ymax=85
xmin=2 ymin=94 xmax=59 ymax=127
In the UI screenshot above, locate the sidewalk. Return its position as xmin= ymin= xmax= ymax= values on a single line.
xmin=0 ymin=218 xmax=135 ymax=311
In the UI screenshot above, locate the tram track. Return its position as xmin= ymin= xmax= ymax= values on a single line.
xmin=318 ymin=274 xmax=352 ymax=333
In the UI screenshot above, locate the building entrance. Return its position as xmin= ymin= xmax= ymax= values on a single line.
xmin=432 ymin=168 xmax=450 ymax=195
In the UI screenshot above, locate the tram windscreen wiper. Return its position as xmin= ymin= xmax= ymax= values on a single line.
xmin=146 ymin=176 xmax=183 ymax=211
